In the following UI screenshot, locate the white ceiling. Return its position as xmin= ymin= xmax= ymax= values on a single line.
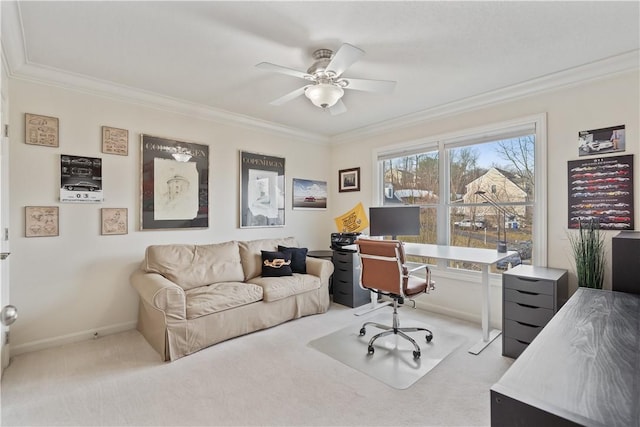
xmin=2 ymin=1 xmax=639 ymax=141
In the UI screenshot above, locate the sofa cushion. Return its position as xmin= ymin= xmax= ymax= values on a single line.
xmin=261 ymin=250 xmax=293 ymax=277
xmin=278 ymin=245 xmax=308 ymax=274
xmin=248 ymin=274 xmax=321 ymax=302
xmin=145 ymin=241 xmax=244 ymax=290
xmin=184 ymin=282 xmax=263 ymax=319
xmin=239 ymin=237 xmax=298 ymax=280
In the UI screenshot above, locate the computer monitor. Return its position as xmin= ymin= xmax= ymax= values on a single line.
xmin=369 ymin=206 xmax=421 ymax=240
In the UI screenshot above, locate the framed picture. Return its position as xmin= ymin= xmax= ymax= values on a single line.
xmin=140 ymin=134 xmax=209 ymax=230
xmin=292 ymin=178 xmax=327 ymax=210
xmin=102 ymin=126 xmax=129 ymax=155
xmin=240 ymin=151 xmax=285 ymax=227
xmin=567 ymin=154 xmax=634 ymax=230
xmin=578 ymin=125 xmax=625 ymax=157
xmin=25 ymin=206 xmax=59 ymax=237
xmin=25 ymin=113 xmax=59 ymax=147
xmin=338 ymin=167 xmax=360 ymax=192
xmin=101 ymin=208 xmax=128 ymax=235
xmin=60 ymin=155 xmax=103 ymax=203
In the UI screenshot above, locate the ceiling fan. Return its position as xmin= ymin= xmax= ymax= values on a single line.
xmin=256 ymin=43 xmax=396 ymax=115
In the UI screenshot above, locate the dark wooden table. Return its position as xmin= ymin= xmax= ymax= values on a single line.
xmin=491 ymin=287 xmax=640 ymax=427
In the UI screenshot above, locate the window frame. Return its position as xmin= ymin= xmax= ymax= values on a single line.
xmin=372 ymin=113 xmax=548 ymax=276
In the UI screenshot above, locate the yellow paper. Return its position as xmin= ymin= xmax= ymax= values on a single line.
xmin=334 ymin=202 xmax=369 ymax=233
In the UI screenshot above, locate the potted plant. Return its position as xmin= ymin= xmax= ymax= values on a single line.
xmin=568 ymin=218 xmax=606 ymax=289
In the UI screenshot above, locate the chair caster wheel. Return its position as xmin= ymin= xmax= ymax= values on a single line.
xmin=413 ymin=350 xmax=421 ymax=359
xmin=426 ymin=334 xmax=433 ymax=343
xmin=359 ymin=327 xmax=366 ymax=336
xmin=367 ymin=346 xmax=375 ymax=356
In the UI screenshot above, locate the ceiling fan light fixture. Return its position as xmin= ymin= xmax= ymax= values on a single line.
xmin=304 ymin=83 xmax=344 ymax=109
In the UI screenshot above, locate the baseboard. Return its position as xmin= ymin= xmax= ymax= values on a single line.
xmin=10 ymin=321 xmax=137 ymax=356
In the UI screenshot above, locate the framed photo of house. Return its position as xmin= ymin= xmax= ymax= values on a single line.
xmin=240 ymin=151 xmax=285 ymax=227
xmin=25 ymin=113 xmax=59 ymax=147
xmin=102 ymin=126 xmax=129 ymax=155
xmin=25 ymin=206 xmax=59 ymax=237
xmin=140 ymin=134 xmax=209 ymax=230
xmin=101 ymin=208 xmax=128 ymax=235
xmin=292 ymin=178 xmax=327 ymax=210
xmin=338 ymin=167 xmax=360 ymax=192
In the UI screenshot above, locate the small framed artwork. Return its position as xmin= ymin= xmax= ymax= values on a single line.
xmin=102 ymin=126 xmax=129 ymax=155
xmin=338 ymin=167 xmax=360 ymax=192
xmin=101 ymin=208 xmax=128 ymax=235
xmin=578 ymin=125 xmax=625 ymax=157
xmin=25 ymin=113 xmax=59 ymax=147
xmin=293 ymin=178 xmax=327 ymax=210
xmin=141 ymin=134 xmax=209 ymax=230
xmin=240 ymin=151 xmax=285 ymax=227
xmin=25 ymin=206 xmax=59 ymax=237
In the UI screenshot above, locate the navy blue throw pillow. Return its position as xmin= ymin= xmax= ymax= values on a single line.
xmin=278 ymin=245 xmax=308 ymax=274
xmin=261 ymin=250 xmax=293 ymax=277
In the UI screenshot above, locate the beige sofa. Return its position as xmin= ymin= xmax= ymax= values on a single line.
xmin=130 ymin=237 xmax=333 ymax=361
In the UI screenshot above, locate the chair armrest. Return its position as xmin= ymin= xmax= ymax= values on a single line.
xmin=305 ymin=257 xmax=334 ymax=287
xmin=130 ymin=269 xmax=186 ymax=320
xmin=407 ymin=263 xmax=427 ymax=274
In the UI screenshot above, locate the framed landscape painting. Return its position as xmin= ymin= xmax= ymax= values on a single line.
xmin=292 ymin=178 xmax=327 ymax=210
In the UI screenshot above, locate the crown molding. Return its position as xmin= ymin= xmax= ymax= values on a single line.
xmin=331 ymin=50 xmax=640 ymax=145
xmin=1 ymin=1 xmax=328 ymax=144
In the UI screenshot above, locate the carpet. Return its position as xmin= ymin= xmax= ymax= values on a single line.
xmin=308 ymin=309 xmax=467 ymax=389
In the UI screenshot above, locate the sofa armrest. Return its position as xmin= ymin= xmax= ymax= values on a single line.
xmin=305 ymin=257 xmax=334 ymax=287
xmin=130 ymin=269 xmax=186 ymax=320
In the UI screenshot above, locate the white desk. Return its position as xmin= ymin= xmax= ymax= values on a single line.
xmin=402 ymin=243 xmax=517 ymax=355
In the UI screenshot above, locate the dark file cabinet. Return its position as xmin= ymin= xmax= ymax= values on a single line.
xmin=502 ymin=265 xmax=567 ymax=358
xmin=612 ymin=231 xmax=640 ymax=294
xmin=331 ymin=250 xmax=370 ymax=308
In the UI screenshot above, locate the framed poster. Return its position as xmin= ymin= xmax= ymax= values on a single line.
xmin=102 ymin=126 xmax=129 ymax=155
xmin=292 ymin=178 xmax=327 ymax=210
xmin=25 ymin=206 xmax=59 ymax=237
xmin=578 ymin=125 xmax=625 ymax=157
xmin=60 ymin=155 xmax=103 ymax=203
xmin=568 ymin=154 xmax=634 ymax=230
xmin=240 ymin=151 xmax=285 ymax=228
xmin=140 ymin=134 xmax=209 ymax=230
xmin=338 ymin=167 xmax=360 ymax=192
xmin=25 ymin=113 xmax=59 ymax=147
xmin=101 ymin=208 xmax=128 ymax=235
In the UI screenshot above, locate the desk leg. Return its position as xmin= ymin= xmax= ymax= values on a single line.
xmin=353 ymin=291 xmax=391 ymax=316
xmin=468 ymin=264 xmax=501 ymax=355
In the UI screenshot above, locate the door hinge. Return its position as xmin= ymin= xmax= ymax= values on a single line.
xmin=4 ymin=331 xmax=9 ymax=345
xmin=3 ymin=125 xmax=8 ymax=138
xmin=3 ymin=228 xmax=8 ymax=241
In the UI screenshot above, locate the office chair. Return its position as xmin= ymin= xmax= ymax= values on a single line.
xmin=356 ymin=238 xmax=435 ymax=359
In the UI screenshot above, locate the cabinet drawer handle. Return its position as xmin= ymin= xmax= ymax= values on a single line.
xmin=515 ymin=320 xmax=537 ymax=328
xmin=515 ymin=338 xmax=530 ymax=345
xmin=518 ymin=277 xmax=540 ymax=283
xmin=516 ymin=290 xmax=539 ymax=296
xmin=516 ymin=302 xmax=538 ymax=309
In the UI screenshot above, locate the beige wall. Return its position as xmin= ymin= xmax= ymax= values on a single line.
xmin=8 ymin=70 xmax=639 ymax=353
xmin=330 ymin=71 xmax=639 ymax=323
xmin=8 ymin=79 xmax=334 ymax=353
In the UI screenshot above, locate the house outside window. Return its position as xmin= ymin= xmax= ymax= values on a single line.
xmin=374 ymin=114 xmax=547 ymax=274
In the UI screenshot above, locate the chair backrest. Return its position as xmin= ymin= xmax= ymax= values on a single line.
xmin=356 ymin=238 xmax=407 ymax=296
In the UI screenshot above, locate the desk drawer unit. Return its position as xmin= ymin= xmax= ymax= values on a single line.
xmin=331 ymin=251 xmax=370 ymax=308
xmin=502 ymin=265 xmax=568 ymax=359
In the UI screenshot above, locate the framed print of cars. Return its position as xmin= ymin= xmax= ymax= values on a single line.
xmin=25 ymin=113 xmax=59 ymax=147
xmin=25 ymin=206 xmax=59 ymax=237
xmin=101 ymin=208 xmax=128 ymax=235
xmin=60 ymin=155 xmax=103 ymax=203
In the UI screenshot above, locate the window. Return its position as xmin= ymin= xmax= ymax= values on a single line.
xmin=374 ymin=115 xmax=547 ymax=273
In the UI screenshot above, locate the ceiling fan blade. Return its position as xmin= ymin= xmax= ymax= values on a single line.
xmin=269 ymin=85 xmax=310 ymax=106
xmin=326 ymin=43 xmax=364 ymax=77
xmin=256 ymin=62 xmax=312 ymax=80
xmin=342 ymin=77 xmax=397 ymax=94
xmin=329 ymin=99 xmax=347 ymax=116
